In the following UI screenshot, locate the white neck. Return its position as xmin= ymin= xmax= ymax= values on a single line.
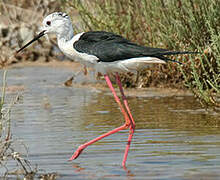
xmin=57 ymin=24 xmax=74 ymax=43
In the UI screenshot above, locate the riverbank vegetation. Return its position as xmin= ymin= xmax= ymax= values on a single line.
xmin=0 ymin=71 xmax=36 ymax=179
xmin=0 ymin=71 xmax=58 ymax=179
xmin=64 ymin=0 xmax=219 ymax=109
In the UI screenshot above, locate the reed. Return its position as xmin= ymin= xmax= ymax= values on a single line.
xmin=0 ymin=71 xmax=38 ymax=179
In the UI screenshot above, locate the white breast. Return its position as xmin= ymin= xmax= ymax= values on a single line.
xmin=57 ymin=32 xmax=99 ymax=67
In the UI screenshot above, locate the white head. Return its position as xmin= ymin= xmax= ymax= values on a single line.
xmin=42 ymin=12 xmax=74 ymax=40
xmin=17 ymin=12 xmax=74 ymax=53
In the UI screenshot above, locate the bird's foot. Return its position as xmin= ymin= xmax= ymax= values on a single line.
xmin=68 ymin=146 xmax=84 ymax=161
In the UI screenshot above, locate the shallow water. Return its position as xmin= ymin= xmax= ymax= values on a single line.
xmin=1 ymin=66 xmax=220 ymax=179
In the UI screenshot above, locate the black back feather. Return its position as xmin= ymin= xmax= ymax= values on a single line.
xmin=74 ymin=31 xmax=198 ymax=63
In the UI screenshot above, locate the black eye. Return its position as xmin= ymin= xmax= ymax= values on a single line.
xmin=46 ymin=21 xmax=51 ymax=26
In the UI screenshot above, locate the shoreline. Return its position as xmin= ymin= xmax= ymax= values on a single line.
xmin=1 ymin=61 xmax=193 ymax=97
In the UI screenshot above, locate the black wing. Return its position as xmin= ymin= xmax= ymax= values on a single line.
xmin=73 ymin=31 xmax=194 ymax=63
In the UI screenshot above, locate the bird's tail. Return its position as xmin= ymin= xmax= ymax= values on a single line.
xmin=160 ymin=51 xmax=199 ymax=56
xmin=157 ymin=51 xmax=199 ymax=64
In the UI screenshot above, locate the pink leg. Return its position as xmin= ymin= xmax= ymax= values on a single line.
xmin=104 ymin=74 xmax=131 ymax=126
xmin=69 ymin=124 xmax=128 ymax=161
xmin=69 ymin=74 xmax=131 ymax=165
xmin=115 ymin=73 xmax=135 ymax=167
xmin=115 ymin=73 xmax=135 ymax=127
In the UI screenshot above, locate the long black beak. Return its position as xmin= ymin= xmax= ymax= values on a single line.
xmin=16 ymin=30 xmax=46 ymax=53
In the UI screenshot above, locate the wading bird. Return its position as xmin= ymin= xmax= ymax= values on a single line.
xmin=17 ymin=12 xmax=197 ymax=167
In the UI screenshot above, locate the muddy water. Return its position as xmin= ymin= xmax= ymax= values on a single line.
xmin=1 ymin=66 xmax=220 ymax=179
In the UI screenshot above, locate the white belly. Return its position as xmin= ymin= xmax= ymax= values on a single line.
xmin=95 ymin=57 xmax=166 ymax=74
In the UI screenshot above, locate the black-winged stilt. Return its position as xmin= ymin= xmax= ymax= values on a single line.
xmin=16 ymin=12 xmax=197 ymax=167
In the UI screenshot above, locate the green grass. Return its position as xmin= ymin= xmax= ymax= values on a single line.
xmin=63 ymin=0 xmax=220 ymax=109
